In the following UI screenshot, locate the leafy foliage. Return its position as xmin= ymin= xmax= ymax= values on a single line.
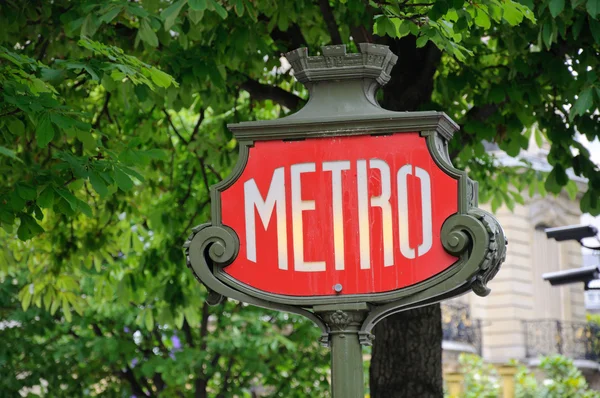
xmin=451 ymin=354 xmax=600 ymax=398
xmin=457 ymin=354 xmax=500 ymax=397
xmin=0 ymin=0 xmax=599 ymax=395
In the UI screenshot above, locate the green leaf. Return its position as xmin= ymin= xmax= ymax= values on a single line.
xmin=397 ymin=20 xmax=412 ymax=38
xmin=101 ymin=73 xmax=117 ymax=92
xmin=62 ymin=297 xmax=72 ymax=322
xmin=100 ymin=5 xmax=123 ymax=23
xmin=21 ymin=285 xmax=32 ymax=311
xmin=17 ymin=183 xmax=37 ymax=201
xmin=37 ymin=186 xmax=55 ymax=208
xmin=491 ymin=195 xmax=502 ymax=212
xmin=475 ymin=9 xmax=491 ymax=29
xmin=55 ymin=188 xmax=79 ymax=211
xmin=590 ymin=17 xmax=600 ymax=44
xmin=233 ymin=0 xmax=244 ymax=16
xmin=188 ymin=0 xmax=206 ymax=11
xmin=502 ymin=0 xmax=535 ymax=26
xmin=7 ymin=118 xmax=24 ymax=135
xmin=189 ymin=0 xmax=207 ymax=11
xmin=160 ymin=0 xmax=186 ymax=30
xmin=243 ymin=0 xmax=257 ymax=21
xmin=545 ymin=165 xmax=568 ymax=194
xmin=581 ymin=190 xmax=600 ymax=215
xmin=188 ymin=9 xmax=204 ymax=24
xmin=9 ymin=190 xmax=25 ymax=211
xmin=588 ymin=0 xmax=600 ymax=18
xmin=138 ymin=18 xmax=159 ymax=47
xmin=76 ymin=199 xmax=93 ymax=217
xmin=503 ymin=1 xmax=525 ymax=25
xmin=0 ymin=146 xmax=23 ymax=163
xmin=542 ymin=20 xmax=553 ymax=49
xmin=17 ymin=213 xmax=44 ymax=240
xmin=120 ymin=166 xmax=145 ymax=182
xmin=143 ymin=148 xmax=168 ymax=160
xmin=570 ymin=87 xmax=594 ymax=120
xmin=144 ymin=309 xmax=154 ymax=331
xmin=149 ymin=68 xmax=175 ymax=88
xmin=50 ymin=113 xmax=76 ymax=130
xmin=209 ymin=0 xmax=228 ymax=19
xmin=81 ymin=14 xmax=100 ymax=38
xmin=89 ymin=171 xmax=108 ymax=197
xmin=375 ymin=16 xmax=396 ymax=38
xmin=549 ymin=0 xmax=565 ymax=17
xmin=114 ymin=168 xmax=134 ymax=191
xmin=572 ymin=16 xmax=585 ymax=39
xmin=416 ymin=35 xmax=429 ymax=48
xmin=565 ymin=180 xmax=578 ymax=201
xmin=76 ymin=130 xmax=96 ymax=150
xmin=36 ymin=114 xmax=54 ymax=148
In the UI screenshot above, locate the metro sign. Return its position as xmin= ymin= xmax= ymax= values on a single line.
xmin=221 ymin=133 xmax=458 ymax=296
xmin=185 ymin=43 xmax=504 ymax=321
xmin=185 ymin=43 xmax=505 ymax=398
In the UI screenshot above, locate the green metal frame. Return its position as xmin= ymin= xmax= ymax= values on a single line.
xmin=183 ymin=43 xmax=506 ymax=397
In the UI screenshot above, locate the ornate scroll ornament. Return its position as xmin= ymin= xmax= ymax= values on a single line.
xmin=183 ymin=43 xmax=507 ymax=347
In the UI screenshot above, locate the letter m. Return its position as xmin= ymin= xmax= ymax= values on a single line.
xmin=244 ymin=167 xmax=288 ymax=270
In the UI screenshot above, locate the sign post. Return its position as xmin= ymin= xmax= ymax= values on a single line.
xmin=184 ymin=44 xmax=506 ymax=397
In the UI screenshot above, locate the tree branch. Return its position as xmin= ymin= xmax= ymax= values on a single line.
xmin=181 ymin=199 xmax=209 ymax=234
xmin=91 ymin=323 xmax=150 ymax=397
xmin=189 ymin=108 xmax=205 ymax=143
xmin=92 ymin=93 xmax=112 ymax=129
xmin=198 ymin=157 xmax=211 ymax=194
xmin=182 ymin=319 xmax=195 ymax=348
xmin=0 ymin=108 xmax=22 ymax=117
xmin=259 ymin=15 xmax=307 ymax=50
xmin=240 ymin=78 xmax=304 ymax=110
xmin=199 ymin=301 xmax=210 ymax=351
xmin=216 ymin=356 xmax=236 ymax=398
xmin=351 ymin=25 xmax=374 ymax=44
xmin=178 ymin=168 xmax=197 ymax=206
xmin=319 ymin=0 xmax=343 ymax=45
xmin=163 ymin=109 xmax=189 ymax=145
xmin=121 ymin=367 xmax=150 ymax=397
xmin=205 ymin=163 xmax=222 ymax=181
xmin=449 ymin=103 xmax=501 ymax=159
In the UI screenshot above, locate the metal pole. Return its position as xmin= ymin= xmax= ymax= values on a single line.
xmin=330 ymin=321 xmax=364 ymax=398
xmin=315 ymin=303 xmax=369 ymax=398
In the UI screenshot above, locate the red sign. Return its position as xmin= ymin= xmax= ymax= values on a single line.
xmin=221 ymin=133 xmax=458 ymax=296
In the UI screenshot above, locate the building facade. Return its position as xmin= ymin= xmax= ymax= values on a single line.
xmin=442 ymin=152 xmax=600 ymax=383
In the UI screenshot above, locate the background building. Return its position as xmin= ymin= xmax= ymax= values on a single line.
xmin=442 ymin=146 xmax=600 ymax=385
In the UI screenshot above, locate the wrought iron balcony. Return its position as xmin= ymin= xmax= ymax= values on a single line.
xmin=441 ymin=302 xmax=482 ymax=355
xmin=523 ymin=320 xmax=600 ymax=361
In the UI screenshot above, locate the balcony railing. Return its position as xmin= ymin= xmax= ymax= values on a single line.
xmin=441 ymin=302 xmax=482 ymax=355
xmin=523 ymin=320 xmax=600 ymax=361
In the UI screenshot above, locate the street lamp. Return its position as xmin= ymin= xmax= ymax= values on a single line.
xmin=543 ymin=265 xmax=600 ymax=289
xmin=545 ymin=225 xmax=599 ymax=248
xmin=542 ymin=224 xmax=600 ymax=290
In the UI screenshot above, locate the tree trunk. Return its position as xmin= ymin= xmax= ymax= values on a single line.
xmin=370 ymin=305 xmax=443 ymax=397
xmin=369 ymin=36 xmax=445 ymax=398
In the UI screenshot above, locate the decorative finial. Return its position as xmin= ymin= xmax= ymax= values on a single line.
xmin=284 ymin=43 xmax=398 ymax=86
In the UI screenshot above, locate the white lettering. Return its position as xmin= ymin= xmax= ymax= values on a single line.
xmin=415 ymin=167 xmax=432 ymax=256
xmin=244 ymin=167 xmax=288 ymax=269
xmin=291 ymin=163 xmax=326 ymax=272
xmin=323 ymin=161 xmax=351 ymax=270
xmin=357 ymin=160 xmax=370 ymax=269
xmin=397 ymin=165 xmax=433 ymax=259
xmin=369 ymin=159 xmax=394 ymax=267
xmin=397 ymin=165 xmax=414 ymax=259
xmin=245 ymin=159 xmax=435 ymax=272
